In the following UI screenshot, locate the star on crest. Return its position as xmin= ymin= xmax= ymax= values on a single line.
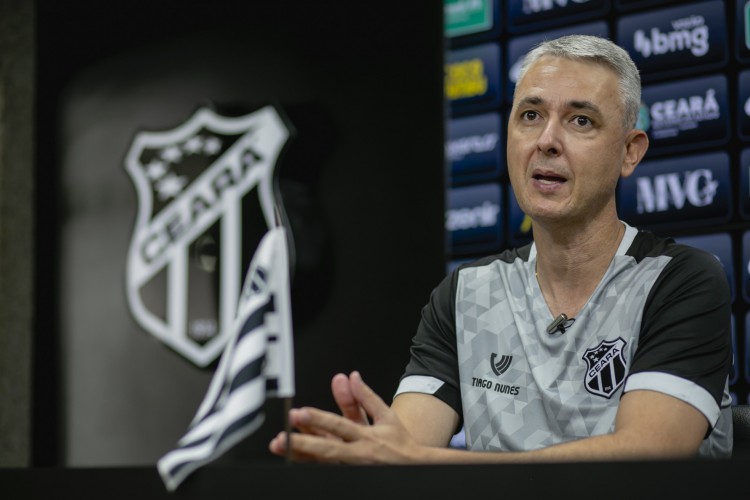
xmin=155 ymin=172 xmax=189 ymax=200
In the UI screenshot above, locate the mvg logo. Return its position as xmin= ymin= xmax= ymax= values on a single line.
xmin=618 ymin=152 xmax=730 ymax=229
xmin=636 ymin=169 xmax=718 ymax=214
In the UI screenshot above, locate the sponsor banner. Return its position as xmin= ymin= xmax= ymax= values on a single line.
xmin=506 ymin=0 xmax=609 ymax=34
xmin=740 ymin=71 xmax=750 ymax=141
xmin=445 ymin=0 xmax=496 ymax=38
xmin=618 ymin=151 xmax=731 ymax=229
xmin=617 ymin=0 xmax=728 ymax=80
xmin=743 ymin=231 xmax=750 ymax=304
xmin=739 ymin=149 xmax=750 ymax=219
xmin=615 ymin=0 xmax=682 ymax=12
xmin=507 ymin=185 xmax=533 ymax=247
xmin=738 ymin=0 xmax=750 ymax=63
xmin=446 ymin=43 xmax=502 ymax=113
xmin=676 ymin=233 xmax=735 ymax=304
xmin=640 ymin=74 xmax=729 ymax=154
xmin=505 ymin=21 xmax=608 ymax=103
xmin=446 ymin=112 xmax=504 ymax=184
xmin=731 ymin=316 xmax=739 ymax=386
xmin=446 ymin=183 xmax=503 ymax=255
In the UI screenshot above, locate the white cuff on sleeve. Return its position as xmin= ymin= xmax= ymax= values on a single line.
xmin=394 ymin=375 xmax=445 ymax=399
xmin=624 ymin=371 xmax=720 ymax=427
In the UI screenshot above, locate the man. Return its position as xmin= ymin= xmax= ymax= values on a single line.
xmin=269 ymin=35 xmax=733 ymax=462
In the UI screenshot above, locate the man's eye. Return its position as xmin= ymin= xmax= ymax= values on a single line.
xmin=574 ymin=116 xmax=592 ymax=127
xmin=522 ymin=111 xmax=538 ymax=120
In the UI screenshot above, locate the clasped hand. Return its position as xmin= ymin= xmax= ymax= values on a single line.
xmin=268 ymin=371 xmax=421 ymax=464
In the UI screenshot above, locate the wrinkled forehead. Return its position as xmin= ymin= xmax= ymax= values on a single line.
xmin=513 ymin=55 xmax=621 ymax=106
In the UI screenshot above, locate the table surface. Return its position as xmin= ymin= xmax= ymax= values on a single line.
xmin=5 ymin=457 xmax=750 ymax=500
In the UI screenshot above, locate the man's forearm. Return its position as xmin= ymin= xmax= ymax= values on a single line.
xmin=411 ymin=429 xmax=699 ymax=464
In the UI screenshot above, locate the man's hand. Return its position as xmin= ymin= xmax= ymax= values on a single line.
xmin=331 ymin=372 xmax=368 ymax=425
xmin=268 ymin=371 xmax=424 ymax=464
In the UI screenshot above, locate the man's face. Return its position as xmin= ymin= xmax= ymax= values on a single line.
xmin=507 ymin=55 xmax=638 ymax=227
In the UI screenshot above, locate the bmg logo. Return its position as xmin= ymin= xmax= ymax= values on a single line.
xmin=617 ymin=1 xmax=727 ymax=77
xmin=633 ymin=16 xmax=709 ymax=58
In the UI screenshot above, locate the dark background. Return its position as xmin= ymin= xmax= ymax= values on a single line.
xmin=34 ymin=1 xmax=445 ymax=466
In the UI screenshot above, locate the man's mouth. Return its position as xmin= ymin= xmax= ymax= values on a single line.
xmin=533 ymin=173 xmax=567 ymax=184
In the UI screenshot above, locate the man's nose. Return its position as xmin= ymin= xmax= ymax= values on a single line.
xmin=536 ymin=120 xmax=563 ymax=156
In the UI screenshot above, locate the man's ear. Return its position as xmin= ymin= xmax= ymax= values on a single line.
xmin=620 ymin=129 xmax=649 ymax=179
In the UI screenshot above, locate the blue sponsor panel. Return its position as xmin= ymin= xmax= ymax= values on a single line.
xmin=615 ymin=0 xmax=688 ymax=12
xmin=615 ymin=0 xmax=684 ymax=12
xmin=506 ymin=0 xmax=610 ymax=34
xmin=739 ymin=149 xmax=750 ymax=219
xmin=447 ymin=183 xmax=503 ymax=255
xmin=446 ymin=113 xmax=504 ymax=185
xmin=740 ymin=71 xmax=750 ymax=142
xmin=446 ymin=43 xmax=502 ymax=114
xmin=731 ymin=316 xmax=739 ymax=386
xmin=505 ymin=21 xmax=608 ymax=104
xmin=676 ymin=233 xmax=735 ymax=304
xmin=737 ymin=0 xmax=750 ymax=63
xmin=640 ymin=74 xmax=730 ymax=155
xmin=742 ymin=231 xmax=750 ymax=303
xmin=507 ymin=185 xmax=533 ymax=248
xmin=618 ymin=152 xmax=731 ymax=230
xmin=617 ymin=1 xmax=728 ymax=81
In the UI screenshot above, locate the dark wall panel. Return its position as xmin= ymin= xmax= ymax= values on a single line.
xmin=35 ymin=1 xmax=445 ymax=465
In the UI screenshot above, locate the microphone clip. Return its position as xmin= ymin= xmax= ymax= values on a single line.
xmin=546 ymin=313 xmax=575 ymax=335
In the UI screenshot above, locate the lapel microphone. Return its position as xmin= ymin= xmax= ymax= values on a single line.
xmin=547 ymin=313 xmax=575 ymax=334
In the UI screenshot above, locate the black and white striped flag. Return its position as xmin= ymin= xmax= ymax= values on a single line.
xmin=157 ymin=226 xmax=295 ymax=491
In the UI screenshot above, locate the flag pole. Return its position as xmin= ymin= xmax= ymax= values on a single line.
xmin=284 ymin=396 xmax=293 ymax=464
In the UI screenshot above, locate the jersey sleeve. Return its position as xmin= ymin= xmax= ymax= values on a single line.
xmin=624 ymin=244 xmax=732 ymax=429
xmin=395 ymin=270 xmax=463 ymax=421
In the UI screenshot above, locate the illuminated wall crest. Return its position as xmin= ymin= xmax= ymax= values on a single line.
xmin=124 ymin=105 xmax=291 ymax=366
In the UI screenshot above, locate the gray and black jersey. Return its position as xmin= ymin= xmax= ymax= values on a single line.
xmin=396 ymin=223 xmax=733 ymax=457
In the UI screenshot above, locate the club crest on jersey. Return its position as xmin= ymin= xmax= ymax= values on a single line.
xmin=124 ymin=105 xmax=291 ymax=367
xmin=582 ymin=338 xmax=628 ymax=399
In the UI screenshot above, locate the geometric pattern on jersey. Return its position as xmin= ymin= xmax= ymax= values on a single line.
xmin=398 ymin=223 xmax=732 ymax=458
xmin=456 ymin=225 xmax=668 ymax=452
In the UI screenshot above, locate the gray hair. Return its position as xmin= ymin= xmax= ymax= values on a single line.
xmin=515 ymin=35 xmax=641 ymax=130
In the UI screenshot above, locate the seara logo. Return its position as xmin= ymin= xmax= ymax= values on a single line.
xmin=649 ymin=88 xmax=720 ymax=137
xmin=634 ymin=14 xmax=709 ymax=58
xmin=123 ymin=105 xmax=291 ymax=367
